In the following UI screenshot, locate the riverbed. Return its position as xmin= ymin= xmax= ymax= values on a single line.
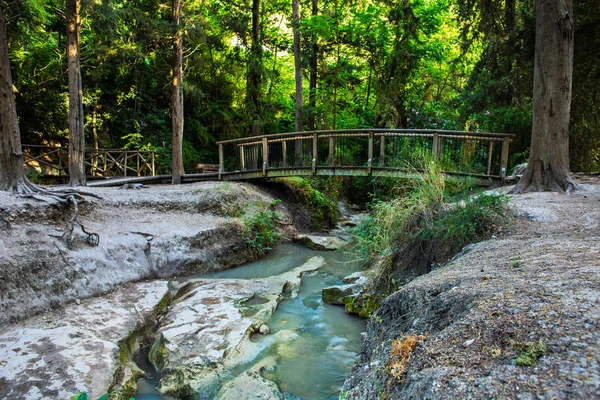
xmin=135 ymin=243 xmax=366 ymax=400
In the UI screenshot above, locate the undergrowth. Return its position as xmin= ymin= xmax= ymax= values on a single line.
xmin=352 ymin=160 xmax=510 ymax=293
xmin=277 ymin=177 xmax=338 ymax=230
xmin=242 ymin=200 xmax=286 ymax=257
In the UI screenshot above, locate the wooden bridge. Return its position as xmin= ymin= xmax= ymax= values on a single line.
xmin=217 ymin=129 xmax=514 ymax=185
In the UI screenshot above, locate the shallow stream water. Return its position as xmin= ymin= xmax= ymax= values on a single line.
xmin=135 ymin=243 xmax=366 ymax=400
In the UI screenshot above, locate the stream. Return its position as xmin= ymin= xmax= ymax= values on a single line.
xmin=134 ymin=243 xmax=366 ymax=400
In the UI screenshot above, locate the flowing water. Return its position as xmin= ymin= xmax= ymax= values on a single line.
xmin=135 ymin=243 xmax=366 ymax=400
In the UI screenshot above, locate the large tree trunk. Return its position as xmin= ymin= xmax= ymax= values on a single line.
xmin=171 ymin=0 xmax=184 ymax=185
xmin=66 ymin=0 xmax=86 ymax=187
xmin=307 ymin=0 xmax=318 ymax=132
xmin=247 ymin=0 xmax=262 ymax=137
xmin=512 ymin=0 xmax=575 ymax=193
xmin=0 ymin=1 xmax=28 ymax=191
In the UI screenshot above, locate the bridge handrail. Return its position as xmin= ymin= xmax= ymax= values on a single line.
xmin=216 ymin=129 xmax=515 ymax=145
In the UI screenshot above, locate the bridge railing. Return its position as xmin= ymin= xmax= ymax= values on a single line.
xmin=23 ymin=145 xmax=156 ymax=178
xmin=217 ymin=129 xmax=514 ymax=180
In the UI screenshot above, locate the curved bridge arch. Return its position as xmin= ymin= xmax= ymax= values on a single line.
xmin=217 ymin=129 xmax=515 ymax=185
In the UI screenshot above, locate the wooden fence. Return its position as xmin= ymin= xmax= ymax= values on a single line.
xmin=22 ymin=145 xmax=155 ymax=178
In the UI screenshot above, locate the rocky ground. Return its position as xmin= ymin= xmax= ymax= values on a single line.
xmin=342 ymin=175 xmax=600 ymax=399
xmin=0 ymin=181 xmax=296 ymax=325
xmin=0 ymin=181 xmax=304 ymax=399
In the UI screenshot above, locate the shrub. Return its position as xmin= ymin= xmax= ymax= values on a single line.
xmin=242 ymin=200 xmax=286 ymax=258
xmin=277 ymin=177 xmax=338 ymax=230
xmin=352 ymin=159 xmax=510 ymax=293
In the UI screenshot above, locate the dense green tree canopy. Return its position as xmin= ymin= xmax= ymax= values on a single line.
xmin=3 ymin=0 xmax=599 ymax=174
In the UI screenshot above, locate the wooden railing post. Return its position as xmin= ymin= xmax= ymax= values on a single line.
xmin=137 ymin=152 xmax=141 ymax=176
xmin=123 ymin=151 xmax=128 ymax=176
xmin=282 ymin=140 xmax=288 ymax=168
xmin=218 ymin=144 xmax=223 ymax=179
xmin=368 ymin=131 xmax=374 ymax=174
xmin=151 ymin=151 xmax=155 ymax=176
xmin=262 ymin=137 xmax=268 ymax=176
xmin=312 ymin=133 xmax=318 ymax=174
xmin=379 ymin=135 xmax=385 ymax=167
xmin=500 ymin=136 xmax=510 ymax=179
xmin=328 ymin=136 xmax=335 ymax=166
xmin=432 ymin=132 xmax=440 ymax=161
xmin=240 ymin=146 xmax=245 ymax=171
xmin=487 ymin=141 xmax=494 ymax=176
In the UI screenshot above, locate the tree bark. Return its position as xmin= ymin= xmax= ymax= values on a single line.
xmin=0 ymin=1 xmax=28 ymax=191
xmin=512 ymin=0 xmax=575 ymax=193
xmin=66 ymin=0 xmax=86 ymax=186
xmin=307 ymin=0 xmax=318 ymax=132
xmin=171 ymin=0 xmax=185 ymax=184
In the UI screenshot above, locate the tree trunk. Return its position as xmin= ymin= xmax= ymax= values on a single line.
xmin=292 ymin=0 xmax=303 ymax=165
xmin=66 ymin=0 xmax=86 ymax=186
xmin=512 ymin=0 xmax=575 ymax=193
xmin=292 ymin=0 xmax=302 ymax=133
xmin=0 ymin=1 xmax=29 ymax=191
xmin=307 ymin=0 xmax=318 ymax=132
xmin=171 ymin=0 xmax=184 ymax=185
xmin=247 ymin=0 xmax=262 ymax=137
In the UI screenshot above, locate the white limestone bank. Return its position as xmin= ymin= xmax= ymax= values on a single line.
xmin=150 ymin=256 xmax=326 ymax=399
xmin=0 ymin=280 xmax=169 ymax=400
xmin=0 ymin=182 xmax=291 ymax=325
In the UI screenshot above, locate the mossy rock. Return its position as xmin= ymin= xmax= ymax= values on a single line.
xmin=322 ymin=286 xmax=354 ymax=305
xmin=149 ymin=333 xmax=169 ymax=370
xmin=344 ymin=294 xmax=380 ymax=318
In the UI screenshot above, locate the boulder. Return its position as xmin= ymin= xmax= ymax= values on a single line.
xmin=295 ymin=234 xmax=347 ymax=251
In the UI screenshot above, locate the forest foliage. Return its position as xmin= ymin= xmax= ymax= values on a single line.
xmin=3 ymin=0 xmax=599 ymax=174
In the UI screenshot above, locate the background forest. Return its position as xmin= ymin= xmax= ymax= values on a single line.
xmin=4 ymin=0 xmax=600 ymax=174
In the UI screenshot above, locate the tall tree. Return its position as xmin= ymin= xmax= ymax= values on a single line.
xmin=292 ymin=0 xmax=302 ymax=133
xmin=247 ymin=0 xmax=262 ymax=136
xmin=66 ymin=0 xmax=85 ymax=186
xmin=307 ymin=0 xmax=318 ymax=132
xmin=512 ymin=0 xmax=575 ymax=193
xmin=171 ymin=0 xmax=185 ymax=184
xmin=0 ymin=0 xmax=29 ymax=192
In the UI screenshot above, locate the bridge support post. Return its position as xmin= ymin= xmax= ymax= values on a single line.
xmin=432 ymin=132 xmax=440 ymax=161
xmin=368 ymin=131 xmax=374 ymax=174
xmin=313 ymin=133 xmax=318 ymax=175
xmin=124 ymin=151 xmax=128 ymax=176
xmin=379 ymin=135 xmax=385 ymax=167
xmin=151 ymin=151 xmax=155 ymax=176
xmin=240 ymin=146 xmax=245 ymax=171
xmin=500 ymin=137 xmax=510 ymax=179
xmin=262 ymin=137 xmax=268 ymax=176
xmin=282 ymin=141 xmax=288 ymax=168
xmin=328 ymin=137 xmax=335 ymax=166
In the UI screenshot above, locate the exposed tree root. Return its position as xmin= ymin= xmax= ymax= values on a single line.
xmin=510 ymin=161 xmax=576 ymax=194
xmin=60 ymin=195 xmax=100 ymax=248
